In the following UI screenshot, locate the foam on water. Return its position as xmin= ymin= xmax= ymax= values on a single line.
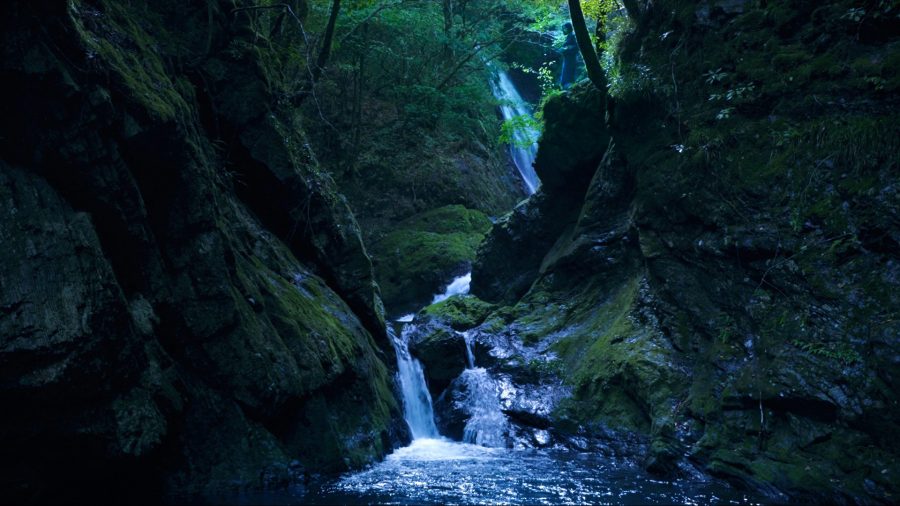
xmin=431 ymin=273 xmax=472 ymax=305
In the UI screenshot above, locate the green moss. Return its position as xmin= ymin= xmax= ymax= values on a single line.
xmin=395 ymin=204 xmax=493 ymax=235
xmin=553 ymin=277 xmax=639 ymax=379
xmin=371 ymin=205 xmax=492 ymax=312
xmin=529 ymin=275 xmax=684 ymax=434
xmin=420 ymin=294 xmax=497 ymax=330
xmin=70 ymin=1 xmax=191 ymax=122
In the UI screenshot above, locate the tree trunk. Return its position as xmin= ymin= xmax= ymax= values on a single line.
xmin=442 ymin=0 xmax=454 ymax=56
xmin=293 ymin=0 xmax=340 ymax=106
xmin=442 ymin=0 xmax=453 ymax=34
xmin=567 ymin=0 xmax=606 ymax=91
xmin=312 ymin=0 xmax=341 ymax=83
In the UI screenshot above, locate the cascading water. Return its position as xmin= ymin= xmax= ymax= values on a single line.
xmin=459 ymin=367 xmax=508 ymax=447
xmin=390 ymin=271 xmax=508 ymax=448
xmin=389 ymin=96 xmax=535 ymax=434
xmin=489 ymin=71 xmax=541 ymax=195
xmin=250 ymin=70 xmax=762 ymax=506
xmin=459 ymin=331 xmax=508 ymax=447
xmin=389 ymin=324 xmax=439 ymax=439
xmin=389 ymin=272 xmax=475 ymax=440
xmin=431 ymin=273 xmax=471 ymax=305
xmin=462 ymin=331 xmax=476 ymax=369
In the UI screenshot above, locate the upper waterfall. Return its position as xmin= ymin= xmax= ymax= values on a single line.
xmin=489 ymin=71 xmax=541 ymax=195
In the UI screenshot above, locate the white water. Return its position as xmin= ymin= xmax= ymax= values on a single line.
xmin=389 ymin=324 xmax=439 ymax=439
xmin=384 ymin=437 xmax=501 ymax=462
xmin=431 ymin=272 xmax=472 ymax=305
xmin=459 ymin=330 xmax=508 ymax=447
xmin=460 ymin=367 xmax=509 ymax=447
xmin=390 ymin=271 xmax=474 ymax=441
xmin=490 ymin=71 xmax=541 ymax=195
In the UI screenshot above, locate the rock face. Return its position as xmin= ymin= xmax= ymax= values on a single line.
xmin=428 ymin=0 xmax=900 ymax=502
xmin=0 ymin=1 xmax=406 ymax=503
xmin=471 ymin=86 xmax=612 ymax=303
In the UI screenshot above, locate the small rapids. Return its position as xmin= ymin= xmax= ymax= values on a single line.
xmin=459 ymin=328 xmax=509 ymax=447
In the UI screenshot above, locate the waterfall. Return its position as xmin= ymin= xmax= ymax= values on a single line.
xmin=489 ymin=71 xmax=541 ymax=195
xmin=388 ymin=117 xmax=532 ymax=443
xmin=389 ymin=324 xmax=439 ymax=439
xmin=462 ymin=331 xmax=475 ymax=369
xmin=459 ymin=331 xmax=508 ymax=446
xmin=431 ymin=273 xmax=472 ymax=305
xmin=390 ymin=272 xmax=476 ymax=439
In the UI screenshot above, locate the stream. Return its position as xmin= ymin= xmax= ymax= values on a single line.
xmin=216 ymin=74 xmax=760 ymax=505
xmin=221 ymin=273 xmax=760 ymax=504
xmin=295 ymin=277 xmax=759 ymax=506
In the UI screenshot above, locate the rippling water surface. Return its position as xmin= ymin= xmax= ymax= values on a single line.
xmin=223 ymin=438 xmax=761 ymax=505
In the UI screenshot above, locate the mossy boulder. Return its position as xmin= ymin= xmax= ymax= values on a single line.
xmin=408 ymin=294 xmax=497 ymax=395
xmin=370 ymin=205 xmax=492 ymax=314
xmin=408 ymin=324 xmax=468 ymax=397
xmin=418 ymin=294 xmax=497 ymax=330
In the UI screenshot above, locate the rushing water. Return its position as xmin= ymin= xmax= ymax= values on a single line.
xmin=388 ymin=324 xmax=439 ymax=439
xmin=431 ymin=272 xmax=472 ymax=304
xmin=490 ymin=71 xmax=541 ymax=195
xmin=212 ymin=75 xmax=761 ymax=506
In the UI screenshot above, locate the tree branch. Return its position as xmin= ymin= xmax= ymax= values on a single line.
xmin=435 ymin=27 xmax=518 ymax=90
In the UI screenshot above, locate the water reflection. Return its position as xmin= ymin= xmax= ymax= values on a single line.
xmin=297 ymin=439 xmax=760 ymax=505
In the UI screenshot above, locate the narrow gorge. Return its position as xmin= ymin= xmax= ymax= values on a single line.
xmin=1 ymin=1 xmax=898 ymax=504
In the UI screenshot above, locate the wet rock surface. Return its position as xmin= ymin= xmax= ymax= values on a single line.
xmin=2 ymin=0 xmax=899 ymax=504
xmin=0 ymin=1 xmax=406 ymax=503
xmin=420 ymin=1 xmax=900 ymax=501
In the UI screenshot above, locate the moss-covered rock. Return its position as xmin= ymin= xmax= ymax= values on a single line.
xmin=405 ymin=294 xmax=498 ymax=395
xmin=465 ymin=0 xmax=900 ymax=500
xmin=0 ymin=1 xmax=406 ymax=502
xmin=419 ymin=294 xmax=497 ymax=330
xmin=371 ymin=205 xmax=492 ymax=314
xmin=409 ymin=324 xmax=468 ymax=396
